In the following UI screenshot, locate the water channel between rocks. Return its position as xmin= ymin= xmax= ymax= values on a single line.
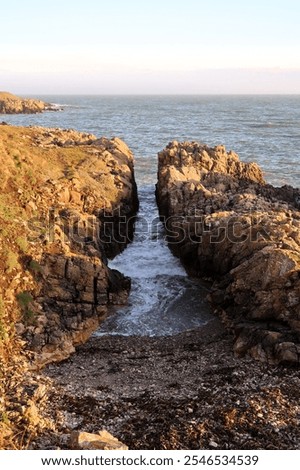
xmin=94 ymin=184 xmax=213 ymax=337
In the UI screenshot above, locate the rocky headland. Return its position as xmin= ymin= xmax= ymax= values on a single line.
xmin=156 ymin=141 xmax=300 ymax=365
xmin=0 ymin=91 xmax=60 ymax=114
xmin=29 ymin=140 xmax=299 ymax=451
xmin=0 ymin=124 xmax=138 ymax=447
xmin=1 ymin=130 xmax=299 ymax=450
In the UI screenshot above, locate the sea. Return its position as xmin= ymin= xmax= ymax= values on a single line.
xmin=5 ymin=95 xmax=300 ymax=336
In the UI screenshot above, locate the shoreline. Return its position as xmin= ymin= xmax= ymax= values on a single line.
xmin=33 ymin=319 xmax=300 ymax=450
xmin=1 ymin=123 xmax=299 ymax=449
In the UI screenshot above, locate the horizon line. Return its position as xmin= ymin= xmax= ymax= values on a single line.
xmin=22 ymin=92 xmax=300 ymax=97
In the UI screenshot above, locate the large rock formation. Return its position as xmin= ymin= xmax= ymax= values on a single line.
xmin=156 ymin=141 xmax=300 ymax=364
xmin=0 ymin=124 xmax=138 ymax=367
xmin=0 ymin=91 xmax=59 ymax=114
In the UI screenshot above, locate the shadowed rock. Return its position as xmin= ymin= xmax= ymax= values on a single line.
xmin=0 ymin=125 xmax=138 ymax=367
xmin=156 ymin=140 xmax=300 ymax=364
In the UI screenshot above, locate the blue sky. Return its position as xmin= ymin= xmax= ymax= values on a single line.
xmin=1 ymin=0 xmax=300 ymax=94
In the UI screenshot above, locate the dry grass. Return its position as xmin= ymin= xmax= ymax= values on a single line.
xmin=0 ymin=124 xmax=132 ymax=448
xmin=0 ymin=91 xmax=23 ymax=100
xmin=0 ymin=125 xmax=85 ymax=448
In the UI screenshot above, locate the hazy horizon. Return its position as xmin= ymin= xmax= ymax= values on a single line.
xmin=23 ymin=91 xmax=300 ymax=96
xmin=2 ymin=0 xmax=300 ymax=94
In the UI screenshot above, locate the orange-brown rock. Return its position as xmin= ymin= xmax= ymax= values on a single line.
xmin=156 ymin=141 xmax=300 ymax=364
xmin=0 ymin=91 xmax=59 ymax=114
xmin=0 ymin=125 xmax=138 ymax=368
xmin=70 ymin=430 xmax=128 ymax=450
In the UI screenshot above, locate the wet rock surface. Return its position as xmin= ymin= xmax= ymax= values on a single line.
xmin=31 ymin=320 xmax=300 ymax=450
xmin=156 ymin=141 xmax=300 ymax=364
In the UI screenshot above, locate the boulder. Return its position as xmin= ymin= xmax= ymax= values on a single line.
xmin=70 ymin=430 xmax=128 ymax=450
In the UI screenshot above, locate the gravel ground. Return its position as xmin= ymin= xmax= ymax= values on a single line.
xmin=33 ymin=319 xmax=300 ymax=450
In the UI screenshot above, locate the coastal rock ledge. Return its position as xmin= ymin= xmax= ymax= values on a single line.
xmin=0 ymin=124 xmax=138 ymax=368
xmin=156 ymin=141 xmax=300 ymax=364
xmin=0 ymin=91 xmax=59 ymax=114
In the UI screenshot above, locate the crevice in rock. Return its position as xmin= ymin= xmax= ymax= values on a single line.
xmin=93 ymin=275 xmax=98 ymax=306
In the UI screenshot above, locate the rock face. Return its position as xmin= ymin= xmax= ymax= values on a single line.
xmin=0 ymin=91 xmax=59 ymax=114
xmin=0 ymin=125 xmax=138 ymax=367
xmin=156 ymin=141 xmax=300 ymax=364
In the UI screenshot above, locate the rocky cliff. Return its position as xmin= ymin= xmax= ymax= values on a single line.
xmin=0 ymin=91 xmax=59 ymax=114
xmin=156 ymin=141 xmax=300 ymax=364
xmin=0 ymin=124 xmax=138 ymax=369
xmin=0 ymin=123 xmax=139 ymax=446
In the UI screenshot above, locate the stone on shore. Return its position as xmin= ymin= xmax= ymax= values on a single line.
xmin=70 ymin=430 xmax=128 ymax=450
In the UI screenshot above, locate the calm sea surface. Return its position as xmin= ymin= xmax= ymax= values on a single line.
xmin=6 ymin=95 xmax=300 ymax=335
xmin=6 ymin=95 xmax=300 ymax=187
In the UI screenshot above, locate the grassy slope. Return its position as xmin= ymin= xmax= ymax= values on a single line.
xmin=0 ymin=124 xmax=130 ymax=448
xmin=0 ymin=91 xmax=24 ymax=101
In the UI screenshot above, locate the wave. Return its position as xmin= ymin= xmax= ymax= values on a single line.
xmin=248 ymin=122 xmax=293 ymax=129
xmin=49 ymin=102 xmax=83 ymax=109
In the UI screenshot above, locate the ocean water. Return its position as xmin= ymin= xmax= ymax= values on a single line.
xmin=5 ymin=95 xmax=300 ymax=336
xmin=6 ymin=95 xmax=300 ymax=187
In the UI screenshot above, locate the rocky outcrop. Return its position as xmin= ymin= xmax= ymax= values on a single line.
xmin=0 ymin=125 xmax=138 ymax=368
xmin=156 ymin=141 xmax=300 ymax=364
xmin=0 ymin=91 xmax=59 ymax=114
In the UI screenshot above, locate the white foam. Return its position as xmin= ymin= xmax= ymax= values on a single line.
xmin=96 ymin=185 xmax=212 ymax=337
xmin=108 ymin=185 xmax=185 ymax=278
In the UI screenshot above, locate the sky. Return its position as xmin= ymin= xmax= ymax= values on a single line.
xmin=1 ymin=0 xmax=300 ymax=94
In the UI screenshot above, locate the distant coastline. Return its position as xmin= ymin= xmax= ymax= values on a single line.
xmin=0 ymin=91 xmax=62 ymax=114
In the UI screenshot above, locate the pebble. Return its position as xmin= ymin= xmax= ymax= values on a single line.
xmin=209 ymin=440 xmax=218 ymax=448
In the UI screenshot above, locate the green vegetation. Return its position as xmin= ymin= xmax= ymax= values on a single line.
xmin=0 ymin=412 xmax=10 ymax=425
xmin=28 ymin=259 xmax=43 ymax=274
xmin=5 ymin=250 xmax=19 ymax=273
xmin=16 ymin=291 xmax=35 ymax=325
xmin=13 ymin=155 xmax=22 ymax=169
xmin=0 ymin=295 xmax=8 ymax=342
xmin=0 ymin=195 xmax=18 ymax=222
xmin=16 ymin=291 xmax=33 ymax=309
xmin=16 ymin=236 xmax=28 ymax=252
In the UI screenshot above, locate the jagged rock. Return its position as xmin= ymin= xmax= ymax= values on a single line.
xmin=0 ymin=125 xmax=138 ymax=368
xmin=156 ymin=140 xmax=300 ymax=364
xmin=70 ymin=430 xmax=128 ymax=450
xmin=0 ymin=91 xmax=60 ymax=114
